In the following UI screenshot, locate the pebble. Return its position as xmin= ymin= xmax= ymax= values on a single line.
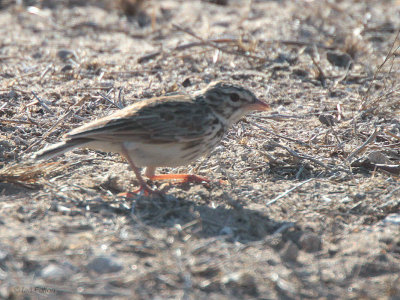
xmin=87 ymin=256 xmax=123 ymax=274
xmin=0 ymin=249 xmax=8 ymax=262
xmin=381 ymin=214 xmax=400 ymax=226
xmin=61 ymin=65 xmax=73 ymax=72
xmin=280 ymin=241 xmax=299 ymax=262
xmin=326 ymin=50 xmax=352 ymax=68
xmin=57 ymin=49 xmax=78 ymax=62
xmin=41 ymin=264 xmax=71 ymax=282
xmin=220 ymin=226 xmax=233 ymax=236
xmin=299 ymin=232 xmax=322 ymax=252
xmin=222 ymin=272 xmax=258 ymax=296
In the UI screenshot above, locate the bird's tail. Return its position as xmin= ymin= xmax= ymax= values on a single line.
xmin=34 ymin=139 xmax=89 ymax=160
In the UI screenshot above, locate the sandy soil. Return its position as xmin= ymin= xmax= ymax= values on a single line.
xmin=1 ymin=0 xmax=400 ymax=299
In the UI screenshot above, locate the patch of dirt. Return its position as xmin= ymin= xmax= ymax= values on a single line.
xmin=1 ymin=0 xmax=400 ymax=298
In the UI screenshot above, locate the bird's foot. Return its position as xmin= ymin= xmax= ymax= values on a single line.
xmin=149 ymin=174 xmax=210 ymax=184
xmin=118 ymin=184 xmax=162 ymax=198
xmin=148 ymin=174 xmax=227 ymax=186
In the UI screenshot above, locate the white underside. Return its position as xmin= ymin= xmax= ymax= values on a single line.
xmin=86 ymin=140 xmax=205 ymax=168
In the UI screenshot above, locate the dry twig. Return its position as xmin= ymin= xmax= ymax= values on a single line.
xmin=0 ymin=161 xmax=67 ymax=186
xmin=360 ymin=29 xmax=400 ymax=110
xmin=269 ymin=141 xmax=350 ymax=174
xmin=0 ymin=118 xmax=35 ymax=125
xmin=98 ymin=92 xmax=124 ymax=109
xmin=137 ymin=37 xmax=334 ymax=63
xmin=31 ymin=91 xmax=54 ymax=114
xmin=247 ymin=120 xmax=309 ymax=147
xmin=172 ymin=24 xmax=266 ymax=62
xmin=266 ymin=178 xmax=314 ymax=206
xmin=346 ymin=127 xmax=379 ymax=162
xmin=24 ymin=109 xmax=75 ymax=153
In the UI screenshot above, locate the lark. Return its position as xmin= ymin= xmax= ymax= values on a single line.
xmin=35 ymin=81 xmax=270 ymax=194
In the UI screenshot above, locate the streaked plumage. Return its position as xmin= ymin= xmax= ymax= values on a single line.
xmin=35 ymin=81 xmax=270 ymax=193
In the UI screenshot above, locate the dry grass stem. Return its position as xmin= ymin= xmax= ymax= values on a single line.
xmin=266 ymin=178 xmax=314 ymax=207
xmin=172 ymin=23 xmax=266 ymax=62
xmin=1 ymin=1 xmax=400 ymax=298
xmin=346 ymin=127 xmax=379 ymax=162
xmin=247 ymin=120 xmax=310 ymax=147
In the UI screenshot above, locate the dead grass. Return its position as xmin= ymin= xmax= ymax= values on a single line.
xmin=1 ymin=0 xmax=400 ymax=298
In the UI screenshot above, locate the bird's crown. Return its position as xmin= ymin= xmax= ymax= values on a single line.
xmin=202 ymin=81 xmax=259 ymax=109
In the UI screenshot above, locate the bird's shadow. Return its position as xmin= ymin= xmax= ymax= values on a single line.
xmin=0 ymin=180 xmax=295 ymax=244
xmin=83 ymin=189 xmax=291 ymax=243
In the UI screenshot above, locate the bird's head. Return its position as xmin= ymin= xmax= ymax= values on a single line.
xmin=199 ymin=81 xmax=270 ymax=125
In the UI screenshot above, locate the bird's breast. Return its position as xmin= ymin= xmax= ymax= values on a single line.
xmin=122 ymin=127 xmax=225 ymax=168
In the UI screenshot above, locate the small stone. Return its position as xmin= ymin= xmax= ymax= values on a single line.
xmin=322 ymin=195 xmax=332 ymax=203
xmin=0 ymin=249 xmax=8 ymax=262
xmin=368 ymin=151 xmax=391 ymax=164
xmin=7 ymin=90 xmax=18 ymax=99
xmin=220 ymin=226 xmax=233 ymax=236
xmin=381 ymin=214 xmax=400 ymax=226
xmin=192 ymin=265 xmax=220 ymax=278
xmin=299 ymin=232 xmax=322 ymax=252
xmin=318 ymin=114 xmax=336 ymax=127
xmin=354 ymin=193 xmax=366 ymax=200
xmin=49 ymin=201 xmax=58 ymax=212
xmin=57 ymin=49 xmax=78 ymax=62
xmin=292 ymin=68 xmax=308 ymax=77
xmin=61 ymin=65 xmax=73 ymax=72
xmin=328 ymin=246 xmax=339 ymax=257
xmin=41 ymin=264 xmax=69 ymax=282
xmin=341 ymin=196 xmax=352 ymax=203
xmin=206 ymin=0 xmax=228 ymax=5
xmin=280 ymin=241 xmax=299 ymax=262
xmin=26 ymin=236 xmax=36 ymax=244
xmin=182 ymin=78 xmax=192 ymax=87
xmin=222 ymin=272 xmax=258 ymax=296
xmin=57 ymin=205 xmax=71 ymax=214
xmin=189 ymin=185 xmax=209 ymax=198
xmin=32 ymin=52 xmax=42 ymax=59
xmin=326 ymin=50 xmax=352 ymax=68
xmin=87 ymin=256 xmax=123 ymax=274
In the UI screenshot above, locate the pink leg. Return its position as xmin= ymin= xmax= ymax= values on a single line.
xmin=120 ymin=146 xmax=155 ymax=196
xmin=145 ymin=166 xmax=210 ymax=183
xmin=145 ymin=166 xmax=156 ymax=178
xmin=148 ymin=173 xmax=210 ymax=184
xmin=144 ymin=167 xmax=226 ymax=186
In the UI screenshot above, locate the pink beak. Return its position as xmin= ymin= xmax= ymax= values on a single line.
xmin=249 ymin=99 xmax=270 ymax=111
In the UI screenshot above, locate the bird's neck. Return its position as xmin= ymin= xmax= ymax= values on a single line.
xmin=195 ymin=95 xmax=249 ymax=128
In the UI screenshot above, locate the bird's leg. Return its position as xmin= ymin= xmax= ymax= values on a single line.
xmin=149 ymin=174 xmax=210 ymax=183
xmin=145 ymin=167 xmax=228 ymax=185
xmin=144 ymin=166 xmax=156 ymax=178
xmin=146 ymin=167 xmax=210 ymax=184
xmin=120 ymin=146 xmax=155 ymax=196
xmin=145 ymin=167 xmax=225 ymax=185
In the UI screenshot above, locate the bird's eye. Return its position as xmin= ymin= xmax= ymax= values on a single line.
xmin=230 ymin=93 xmax=240 ymax=102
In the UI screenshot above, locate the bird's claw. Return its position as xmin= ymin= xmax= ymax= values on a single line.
xmin=117 ymin=185 xmax=162 ymax=198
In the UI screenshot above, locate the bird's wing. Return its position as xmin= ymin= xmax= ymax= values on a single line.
xmin=65 ymin=96 xmax=219 ymax=144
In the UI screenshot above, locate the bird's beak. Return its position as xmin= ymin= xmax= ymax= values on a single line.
xmin=249 ymin=99 xmax=270 ymax=111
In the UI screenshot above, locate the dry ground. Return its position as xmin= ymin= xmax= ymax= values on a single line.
xmin=1 ymin=0 xmax=400 ymax=299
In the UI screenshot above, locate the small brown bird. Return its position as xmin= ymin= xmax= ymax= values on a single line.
xmin=35 ymin=81 xmax=270 ymax=194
